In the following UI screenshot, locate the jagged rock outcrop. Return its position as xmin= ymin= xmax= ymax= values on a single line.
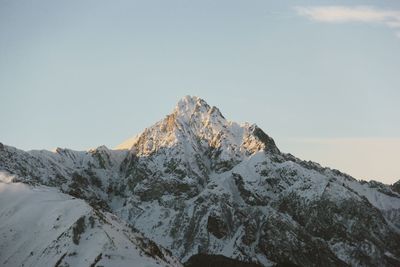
xmin=1 ymin=96 xmax=400 ymax=267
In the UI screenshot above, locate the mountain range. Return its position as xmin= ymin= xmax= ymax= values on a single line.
xmin=1 ymin=96 xmax=400 ymax=267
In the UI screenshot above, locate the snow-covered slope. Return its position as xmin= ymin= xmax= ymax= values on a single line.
xmin=1 ymin=96 xmax=400 ymax=267
xmin=0 ymin=181 xmax=182 ymax=267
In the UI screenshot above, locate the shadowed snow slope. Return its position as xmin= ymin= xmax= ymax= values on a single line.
xmin=0 ymin=182 xmax=182 ymax=267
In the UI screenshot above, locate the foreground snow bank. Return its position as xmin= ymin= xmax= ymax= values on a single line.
xmin=0 ymin=182 xmax=182 ymax=267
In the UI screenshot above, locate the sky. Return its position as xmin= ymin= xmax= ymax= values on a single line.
xmin=0 ymin=0 xmax=399 ymax=183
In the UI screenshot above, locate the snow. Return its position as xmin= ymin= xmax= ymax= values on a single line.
xmin=2 ymin=95 xmax=400 ymax=267
xmin=0 ymin=171 xmax=15 ymax=183
xmin=345 ymin=179 xmax=400 ymax=210
xmin=0 ymin=181 xmax=182 ymax=267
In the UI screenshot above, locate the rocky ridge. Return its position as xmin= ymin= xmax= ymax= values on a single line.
xmin=1 ymin=96 xmax=400 ymax=267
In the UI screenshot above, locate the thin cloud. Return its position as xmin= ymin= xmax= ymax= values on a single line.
xmin=295 ymin=6 xmax=400 ymax=38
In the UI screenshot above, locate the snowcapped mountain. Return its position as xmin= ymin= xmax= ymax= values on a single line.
xmin=1 ymin=96 xmax=400 ymax=267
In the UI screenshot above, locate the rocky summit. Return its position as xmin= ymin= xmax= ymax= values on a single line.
xmin=1 ymin=96 xmax=400 ymax=267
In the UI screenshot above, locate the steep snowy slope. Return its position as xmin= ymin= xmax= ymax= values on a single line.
xmin=112 ymin=96 xmax=400 ymax=266
xmin=1 ymin=96 xmax=400 ymax=267
xmin=0 ymin=181 xmax=182 ymax=267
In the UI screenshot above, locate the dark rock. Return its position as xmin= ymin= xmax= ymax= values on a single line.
xmin=207 ymin=215 xmax=228 ymax=239
xmin=72 ymin=216 xmax=86 ymax=245
xmin=184 ymin=254 xmax=262 ymax=267
xmin=252 ymin=126 xmax=280 ymax=154
xmin=390 ymin=180 xmax=400 ymax=194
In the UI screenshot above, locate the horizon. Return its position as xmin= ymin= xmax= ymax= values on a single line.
xmin=2 ymin=94 xmax=399 ymax=185
xmin=1 ymin=1 xmax=399 ymax=184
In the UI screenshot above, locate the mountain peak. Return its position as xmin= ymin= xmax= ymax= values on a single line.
xmin=173 ymin=95 xmax=225 ymax=122
xmin=174 ymin=95 xmax=210 ymax=115
xmin=115 ymin=96 xmax=223 ymax=150
xmin=116 ymin=96 xmax=273 ymax=154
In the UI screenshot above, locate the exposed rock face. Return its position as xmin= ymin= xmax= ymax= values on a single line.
xmin=1 ymin=96 xmax=400 ymax=267
xmin=207 ymin=214 xmax=228 ymax=239
xmin=185 ymin=254 xmax=263 ymax=267
xmin=391 ymin=180 xmax=400 ymax=194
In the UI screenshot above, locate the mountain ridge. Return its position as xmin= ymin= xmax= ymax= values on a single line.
xmin=1 ymin=96 xmax=400 ymax=267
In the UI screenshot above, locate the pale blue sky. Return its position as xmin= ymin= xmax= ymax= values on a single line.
xmin=1 ymin=1 xmax=399 ymax=183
